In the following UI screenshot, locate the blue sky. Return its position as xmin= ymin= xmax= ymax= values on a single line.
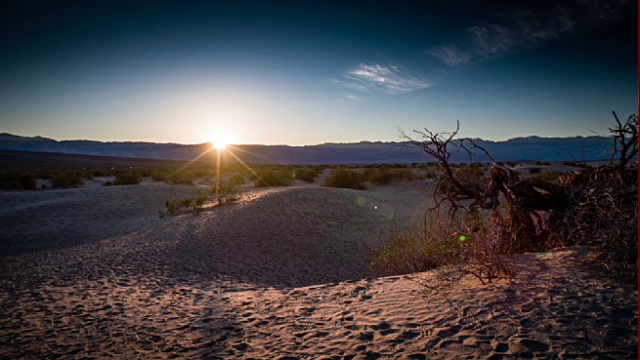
xmin=0 ymin=0 xmax=636 ymax=145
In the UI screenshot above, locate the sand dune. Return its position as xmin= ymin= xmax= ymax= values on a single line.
xmin=0 ymin=181 xmax=636 ymax=359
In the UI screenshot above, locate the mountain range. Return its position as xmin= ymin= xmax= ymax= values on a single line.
xmin=0 ymin=133 xmax=616 ymax=164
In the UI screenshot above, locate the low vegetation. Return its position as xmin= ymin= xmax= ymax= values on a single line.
xmin=253 ymin=169 xmax=294 ymax=187
xmin=51 ymin=171 xmax=84 ymax=189
xmin=324 ymin=168 xmax=367 ymax=190
xmin=294 ymin=167 xmax=322 ymax=183
xmin=370 ymin=219 xmax=518 ymax=285
xmin=376 ymin=112 xmax=638 ymax=284
xmin=160 ymin=182 xmax=241 ymax=218
xmin=113 ymin=172 xmax=142 ymax=185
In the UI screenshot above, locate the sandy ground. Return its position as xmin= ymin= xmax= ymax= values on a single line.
xmin=0 ymin=179 xmax=636 ymax=359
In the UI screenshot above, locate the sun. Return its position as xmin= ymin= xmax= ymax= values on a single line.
xmin=210 ymin=130 xmax=234 ymax=150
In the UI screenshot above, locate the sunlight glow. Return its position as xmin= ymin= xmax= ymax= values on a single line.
xmin=211 ymin=130 xmax=234 ymax=150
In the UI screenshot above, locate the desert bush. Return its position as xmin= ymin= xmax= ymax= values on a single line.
xmin=536 ymin=161 xmax=551 ymax=166
xmin=528 ymin=167 xmax=541 ymax=174
xmin=370 ymin=220 xmax=517 ymax=284
xmin=436 ymin=163 xmax=487 ymax=197
xmin=424 ymin=169 xmax=438 ymax=180
xmin=151 ymin=170 xmax=169 ymax=182
xmin=114 ymin=172 xmax=142 ymax=185
xmin=364 ymin=167 xmax=421 ymax=185
xmin=103 ymin=181 xmax=113 ymax=186
xmin=0 ymin=172 xmax=38 ymax=190
xmin=324 ymin=168 xmax=366 ymax=190
xmin=165 ymin=199 xmax=180 ymax=215
xmin=51 ymin=171 xmax=84 ymax=189
xmin=194 ymin=190 xmax=207 ymax=209
xmin=370 ymin=228 xmax=461 ymax=276
xmin=369 ymin=167 xmax=394 ymax=185
xmin=91 ymin=169 xmax=108 ymax=177
xmin=165 ymin=171 xmax=197 ymax=185
xmin=18 ymin=174 xmax=37 ymax=190
xmin=294 ymin=167 xmax=321 ymax=183
xmin=229 ymin=173 xmax=246 ymax=186
xmin=180 ymin=197 xmax=194 ymax=208
xmin=394 ymin=168 xmax=423 ymax=180
xmin=254 ymin=169 xmax=294 ymax=187
xmin=560 ymin=166 xmax=638 ymax=279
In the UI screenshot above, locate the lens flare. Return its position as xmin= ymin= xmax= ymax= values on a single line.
xmin=211 ymin=130 xmax=233 ymax=150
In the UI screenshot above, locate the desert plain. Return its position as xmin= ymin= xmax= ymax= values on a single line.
xmin=0 ymin=167 xmax=637 ymax=359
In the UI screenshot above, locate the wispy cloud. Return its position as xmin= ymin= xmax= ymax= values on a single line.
xmin=426 ymin=6 xmax=581 ymax=67
xmin=425 ymin=46 xmax=472 ymax=67
xmin=340 ymin=63 xmax=431 ymax=94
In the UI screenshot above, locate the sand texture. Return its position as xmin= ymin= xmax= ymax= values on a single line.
xmin=0 ymin=181 xmax=637 ymax=359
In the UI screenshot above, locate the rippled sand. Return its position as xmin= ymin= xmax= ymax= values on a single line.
xmin=0 ymin=180 xmax=636 ymax=359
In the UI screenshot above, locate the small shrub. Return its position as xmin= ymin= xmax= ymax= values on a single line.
xmin=369 ymin=168 xmax=394 ymax=185
xmin=18 ymin=174 xmax=37 ymax=190
xmin=424 ymin=170 xmax=438 ymax=180
xmin=393 ymin=168 xmax=423 ymax=181
xmin=529 ymin=167 xmax=541 ymax=174
xmin=194 ymin=191 xmax=206 ymax=209
xmin=229 ymin=174 xmax=246 ymax=186
xmin=92 ymin=169 xmax=108 ymax=177
xmin=294 ymin=167 xmax=321 ymax=183
xmin=51 ymin=171 xmax=84 ymax=189
xmin=114 ymin=172 xmax=142 ymax=185
xmin=370 ymin=222 xmax=517 ymax=284
xmin=103 ymin=181 xmax=113 ymax=186
xmin=0 ymin=172 xmax=38 ymax=190
xmin=369 ymin=228 xmax=461 ymax=276
xmin=324 ymin=168 xmax=366 ymax=190
xmin=180 ymin=197 xmax=194 ymax=208
xmin=151 ymin=170 xmax=168 ymax=182
xmin=254 ymin=169 xmax=294 ymax=187
xmin=436 ymin=163 xmax=487 ymax=197
xmin=166 ymin=171 xmax=196 ymax=185
xmin=165 ymin=199 xmax=180 ymax=215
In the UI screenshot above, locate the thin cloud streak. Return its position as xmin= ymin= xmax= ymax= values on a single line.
xmin=341 ymin=63 xmax=431 ymax=94
xmin=426 ymin=5 xmax=584 ymax=67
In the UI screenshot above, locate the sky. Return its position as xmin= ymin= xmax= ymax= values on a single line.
xmin=0 ymin=0 xmax=637 ymax=145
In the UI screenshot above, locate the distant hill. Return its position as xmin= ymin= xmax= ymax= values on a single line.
xmin=0 ymin=133 xmax=615 ymax=164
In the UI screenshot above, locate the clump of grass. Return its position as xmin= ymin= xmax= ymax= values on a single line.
xmin=254 ymin=169 xmax=294 ymax=187
xmin=324 ymin=168 xmax=366 ymax=190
